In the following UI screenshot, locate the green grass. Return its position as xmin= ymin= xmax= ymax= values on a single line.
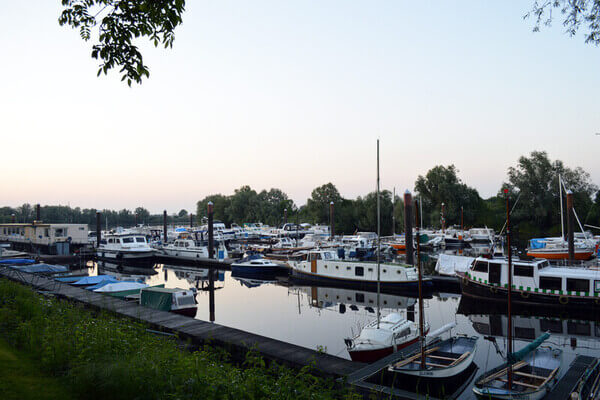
xmin=0 ymin=278 xmax=359 ymax=400
xmin=0 ymin=338 xmax=74 ymax=400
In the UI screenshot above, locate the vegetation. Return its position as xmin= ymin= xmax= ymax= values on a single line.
xmin=0 ymin=278 xmax=358 ymax=400
xmin=2 ymin=151 xmax=598 ymax=238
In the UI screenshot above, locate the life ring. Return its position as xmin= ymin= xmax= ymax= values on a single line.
xmin=559 ymin=296 xmax=568 ymax=305
xmin=521 ymin=291 xmax=530 ymax=299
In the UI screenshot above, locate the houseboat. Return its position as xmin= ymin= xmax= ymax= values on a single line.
xmin=289 ymin=249 xmax=432 ymax=292
xmin=461 ymin=256 xmax=600 ymax=307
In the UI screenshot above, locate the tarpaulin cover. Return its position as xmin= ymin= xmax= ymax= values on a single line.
xmin=93 ymin=282 xmax=148 ymax=293
xmin=0 ymin=258 xmax=36 ymax=265
xmin=507 ymin=332 xmax=550 ymax=364
xmin=529 ymin=239 xmax=547 ymax=249
xmin=72 ymin=275 xmax=116 ymax=286
xmin=435 ymin=254 xmax=475 ymax=276
xmin=10 ymin=264 xmax=68 ymax=273
xmin=140 ymin=287 xmax=179 ymax=311
xmin=85 ymin=280 xmax=119 ymax=291
xmin=55 ymin=275 xmax=89 ymax=283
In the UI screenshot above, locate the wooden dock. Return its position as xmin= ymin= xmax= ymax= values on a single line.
xmin=546 ymin=355 xmax=598 ymax=400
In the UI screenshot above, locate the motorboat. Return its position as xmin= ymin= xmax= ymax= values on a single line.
xmin=160 ymin=239 xmax=209 ymax=260
xmin=526 ymin=237 xmax=595 ymax=260
xmin=231 ymin=254 xmax=288 ymax=275
xmin=97 ymin=233 xmax=155 ymax=263
xmin=345 ymin=313 xmax=428 ymax=363
xmin=140 ymin=286 xmax=197 ymax=317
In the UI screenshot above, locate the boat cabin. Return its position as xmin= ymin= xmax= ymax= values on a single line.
xmin=101 ymin=234 xmax=149 ymax=248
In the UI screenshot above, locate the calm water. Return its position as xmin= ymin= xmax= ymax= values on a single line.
xmin=83 ymin=254 xmax=600 ymax=399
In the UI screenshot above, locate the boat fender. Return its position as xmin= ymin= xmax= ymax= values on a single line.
xmin=559 ymin=295 xmax=568 ymax=305
xmin=520 ymin=291 xmax=530 ymax=299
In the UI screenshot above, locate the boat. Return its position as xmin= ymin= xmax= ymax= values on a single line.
xmin=93 ymin=281 xmax=156 ymax=298
xmin=472 ymin=334 xmax=562 ymax=399
xmin=97 ymin=233 xmax=156 ymax=263
xmin=469 ymin=227 xmax=495 ymax=243
xmin=387 ymin=194 xmax=477 ymax=380
xmin=160 ymin=239 xmax=209 ymax=260
xmin=472 ymin=191 xmax=562 ymax=399
xmin=526 ymin=237 xmax=595 ymax=260
xmin=461 ymin=256 xmax=600 ymax=308
xmin=289 ymin=249 xmax=431 ymax=292
xmin=231 ymin=253 xmax=288 ymax=276
xmin=345 ymin=313 xmax=428 ymax=363
xmin=140 ymin=286 xmax=197 ymax=317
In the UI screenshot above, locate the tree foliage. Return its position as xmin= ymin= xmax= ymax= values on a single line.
xmin=59 ymin=0 xmax=185 ymax=86
xmin=526 ymin=0 xmax=600 ymax=46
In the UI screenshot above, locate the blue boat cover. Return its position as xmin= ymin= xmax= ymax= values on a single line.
xmin=529 ymin=239 xmax=547 ymax=249
xmin=507 ymin=332 xmax=550 ymax=364
xmin=0 ymin=258 xmax=36 ymax=265
xmin=72 ymin=275 xmax=116 ymax=286
xmin=85 ymin=280 xmax=119 ymax=291
xmin=55 ymin=275 xmax=89 ymax=283
xmin=10 ymin=264 xmax=68 ymax=274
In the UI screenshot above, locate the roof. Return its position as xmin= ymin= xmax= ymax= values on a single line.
xmin=539 ymin=267 xmax=600 ymax=280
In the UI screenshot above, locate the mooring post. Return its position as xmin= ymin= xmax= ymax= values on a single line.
xmin=209 ymin=268 xmax=215 ymax=322
xmin=96 ymin=211 xmax=101 ymax=248
xmin=36 ymin=204 xmax=41 ymax=222
xmin=284 ymin=208 xmax=287 ymax=225
xmin=11 ymin=214 xmax=15 ymax=223
xmin=208 ymin=202 xmax=214 ymax=259
xmin=404 ymin=191 xmax=414 ymax=265
xmin=330 ymin=201 xmax=335 ymax=240
xmin=190 ymin=213 xmax=193 ymax=228
xmin=441 ymin=202 xmax=445 ymax=233
xmin=163 ymin=210 xmax=167 ymax=244
xmin=567 ymin=190 xmax=575 ymax=264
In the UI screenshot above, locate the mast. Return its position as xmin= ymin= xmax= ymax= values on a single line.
xmin=505 ymin=189 xmax=513 ymax=387
xmin=559 ymin=174 xmax=564 ymax=240
xmin=376 ymin=139 xmax=381 ymax=329
xmin=415 ymin=199 xmax=425 ymax=369
xmin=392 ymin=187 xmax=396 ymax=236
xmin=420 ymin=195 xmax=423 ymax=229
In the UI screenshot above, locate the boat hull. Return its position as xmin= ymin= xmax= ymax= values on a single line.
xmin=171 ymin=307 xmax=198 ymax=318
xmin=231 ymin=264 xmax=288 ymax=276
xmin=526 ymin=250 xmax=593 ymax=260
xmin=348 ymin=335 xmax=421 ymax=363
xmin=290 ymin=268 xmax=433 ymax=293
xmin=98 ymin=249 xmax=156 ymax=263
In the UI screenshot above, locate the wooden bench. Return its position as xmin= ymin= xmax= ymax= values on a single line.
xmin=393 ymin=347 xmax=440 ymax=368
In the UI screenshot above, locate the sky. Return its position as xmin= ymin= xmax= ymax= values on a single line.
xmin=1 ymin=1 xmax=599 ymax=214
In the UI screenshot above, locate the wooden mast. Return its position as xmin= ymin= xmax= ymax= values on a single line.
xmin=415 ymin=199 xmax=425 ymax=369
xmin=505 ymin=189 xmax=513 ymax=388
xmin=376 ymin=139 xmax=381 ymax=329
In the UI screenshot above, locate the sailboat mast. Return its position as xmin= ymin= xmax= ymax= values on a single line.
xmin=415 ymin=199 xmax=425 ymax=369
xmin=505 ymin=189 xmax=513 ymax=387
xmin=376 ymin=139 xmax=381 ymax=329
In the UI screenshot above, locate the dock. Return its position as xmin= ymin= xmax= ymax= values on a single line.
xmin=546 ymin=355 xmax=598 ymax=400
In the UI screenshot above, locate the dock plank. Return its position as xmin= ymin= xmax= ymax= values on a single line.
xmin=546 ymin=355 xmax=597 ymax=400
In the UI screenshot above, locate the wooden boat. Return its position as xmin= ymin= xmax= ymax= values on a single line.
xmin=473 ymin=340 xmax=562 ymax=399
xmin=389 ymin=334 xmax=478 ymax=378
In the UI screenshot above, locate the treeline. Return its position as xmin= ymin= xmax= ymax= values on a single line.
xmin=0 ymin=205 xmax=193 ymax=228
xmin=2 ymin=151 xmax=599 ymax=239
xmin=194 ymin=151 xmax=600 ymax=239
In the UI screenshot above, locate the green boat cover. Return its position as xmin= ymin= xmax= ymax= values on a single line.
xmin=140 ymin=287 xmax=181 ymax=311
xmin=507 ymin=332 xmax=550 ymax=364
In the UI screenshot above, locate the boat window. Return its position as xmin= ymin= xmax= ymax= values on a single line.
xmin=177 ymin=296 xmax=195 ymax=306
xmin=473 ymin=260 xmax=488 ymax=273
xmin=136 ymin=237 xmax=145 ymax=243
xmin=513 ymin=264 xmax=533 ymax=277
xmin=122 ymin=237 xmax=134 ymax=243
xmin=355 ymin=267 xmax=364 ymax=277
xmin=323 ymin=252 xmax=332 ymax=260
xmin=540 ymin=277 xmax=562 ymax=291
xmin=514 ymin=327 xmax=536 ymax=340
xmin=368 ymin=268 xmax=373 ymax=272
xmin=537 ymin=261 xmax=549 ymax=270
xmin=595 ymin=281 xmax=600 ymax=293
xmin=567 ymin=278 xmax=589 ymax=293
xmin=396 ymin=328 xmax=410 ymax=338
xmin=539 ymin=319 xmax=563 ymax=333
xmin=567 ymin=321 xmax=591 ymax=336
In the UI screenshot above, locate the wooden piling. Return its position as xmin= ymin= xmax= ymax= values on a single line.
xmin=404 ymin=191 xmax=414 ymax=265
xmin=190 ymin=213 xmax=194 ymax=228
xmin=208 ymin=202 xmax=214 ymax=259
xmin=96 ymin=211 xmax=101 ymax=248
xmin=36 ymin=204 xmax=41 ymax=221
xmin=163 ymin=210 xmax=168 ymax=244
xmin=284 ymin=208 xmax=288 ymax=225
xmin=567 ymin=191 xmax=575 ymax=264
xmin=330 ymin=201 xmax=335 ymax=239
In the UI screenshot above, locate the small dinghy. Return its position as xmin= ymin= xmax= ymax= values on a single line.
xmin=345 ymin=313 xmax=428 ymax=363
xmin=473 ymin=333 xmax=562 ymax=400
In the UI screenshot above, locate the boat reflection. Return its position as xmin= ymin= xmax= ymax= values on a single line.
xmin=97 ymin=261 xmax=158 ymax=283
xmin=163 ymin=264 xmax=224 ymax=290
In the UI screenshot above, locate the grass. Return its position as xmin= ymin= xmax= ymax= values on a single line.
xmin=0 ymin=278 xmax=359 ymax=400
xmin=0 ymin=338 xmax=74 ymax=400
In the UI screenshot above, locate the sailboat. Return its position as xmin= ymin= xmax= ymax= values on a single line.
xmin=387 ymin=195 xmax=478 ymax=379
xmin=473 ymin=191 xmax=562 ymax=399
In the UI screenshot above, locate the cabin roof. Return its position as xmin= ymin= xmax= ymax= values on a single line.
xmin=538 ymin=267 xmax=600 ymax=279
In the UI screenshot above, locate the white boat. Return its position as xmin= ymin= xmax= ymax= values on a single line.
xmin=98 ymin=233 xmax=155 ymax=262
xmin=289 ymin=249 xmax=430 ymax=292
xmin=345 ymin=313 xmax=428 ymax=363
xmin=161 ymin=239 xmax=209 ymax=260
xmin=469 ymin=227 xmax=495 ymax=243
xmin=231 ymin=254 xmax=288 ymax=275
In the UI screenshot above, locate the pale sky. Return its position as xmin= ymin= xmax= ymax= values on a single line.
xmin=1 ymin=1 xmax=599 ymax=213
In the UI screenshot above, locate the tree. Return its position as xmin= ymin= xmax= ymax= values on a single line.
xmin=196 ymin=194 xmax=230 ymax=225
xmin=414 ymin=165 xmax=482 ymax=229
xmin=526 ymin=1 xmax=600 ymax=46
xmin=59 ymin=0 xmax=185 ymax=86
xmin=504 ymin=150 xmax=597 ymax=236
xmin=134 ymin=207 xmax=151 ymax=223
xmin=178 ymin=209 xmax=188 ymax=218
xmin=355 ymin=191 xmax=394 ymax=234
xmin=306 ymin=183 xmax=342 ymax=224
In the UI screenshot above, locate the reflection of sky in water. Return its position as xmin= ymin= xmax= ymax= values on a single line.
xmin=87 ymin=260 xmax=600 ymax=399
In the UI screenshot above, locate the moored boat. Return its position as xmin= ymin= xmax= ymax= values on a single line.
xmin=98 ymin=233 xmax=156 ymax=263
xmin=231 ymin=254 xmax=288 ymax=276
xmin=140 ymin=286 xmax=197 ymax=317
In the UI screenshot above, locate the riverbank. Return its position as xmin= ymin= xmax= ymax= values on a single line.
xmin=0 ymin=278 xmax=359 ymax=400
